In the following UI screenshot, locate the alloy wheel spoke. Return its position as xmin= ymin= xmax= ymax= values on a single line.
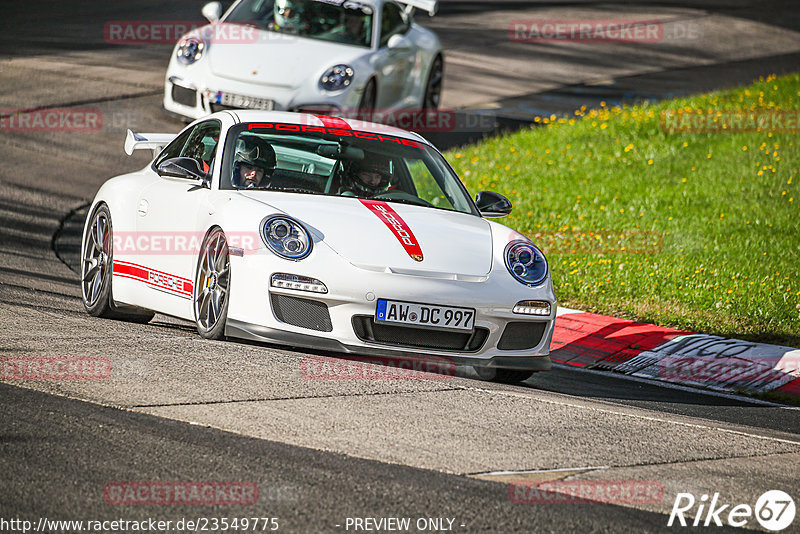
xmin=82 ymin=261 xmax=99 ymax=282
xmin=90 ymin=271 xmax=102 ymax=302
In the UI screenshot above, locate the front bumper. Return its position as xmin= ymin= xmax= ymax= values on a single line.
xmin=225 ymin=245 xmax=556 ymax=371
xmin=163 ymin=72 xmax=358 ymax=121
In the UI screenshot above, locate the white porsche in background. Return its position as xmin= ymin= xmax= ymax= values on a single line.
xmin=164 ymin=0 xmax=443 ymax=122
xmin=82 ymin=111 xmax=555 ymax=383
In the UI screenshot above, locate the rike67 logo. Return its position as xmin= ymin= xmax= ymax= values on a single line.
xmin=668 ymin=490 xmax=795 ymax=531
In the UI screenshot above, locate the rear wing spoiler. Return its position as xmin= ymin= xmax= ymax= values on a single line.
xmin=397 ymin=0 xmax=438 ymax=16
xmin=124 ymin=129 xmax=176 ymax=158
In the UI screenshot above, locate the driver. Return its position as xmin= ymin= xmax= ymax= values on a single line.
xmin=232 ymin=135 xmax=276 ymax=189
xmin=342 ymin=10 xmax=368 ymax=45
xmin=271 ymin=0 xmax=308 ymax=33
xmin=341 ymin=154 xmax=391 ymax=197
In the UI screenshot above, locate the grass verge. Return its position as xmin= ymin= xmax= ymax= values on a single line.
xmin=447 ymin=73 xmax=800 ymax=347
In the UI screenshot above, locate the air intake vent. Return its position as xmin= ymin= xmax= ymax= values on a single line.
xmin=270 ymin=294 xmax=332 ymax=332
xmin=352 ymin=316 xmax=488 ymax=352
xmin=171 ymin=84 xmax=197 ymax=107
xmin=498 ymin=321 xmax=547 ymax=350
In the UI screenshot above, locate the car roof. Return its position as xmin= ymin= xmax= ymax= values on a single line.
xmin=225 ymin=110 xmax=432 ymax=146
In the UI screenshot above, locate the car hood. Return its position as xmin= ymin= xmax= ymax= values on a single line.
xmin=206 ymin=26 xmax=368 ymax=89
xmin=239 ymin=193 xmax=494 ymax=277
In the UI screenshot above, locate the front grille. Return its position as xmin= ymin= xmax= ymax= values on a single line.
xmin=270 ymin=294 xmax=332 ymax=332
xmin=171 ymin=84 xmax=197 ymax=107
xmin=498 ymin=321 xmax=547 ymax=350
xmin=352 ymin=316 xmax=488 ymax=352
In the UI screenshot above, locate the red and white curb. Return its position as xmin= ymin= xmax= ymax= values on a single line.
xmin=552 ymin=307 xmax=800 ymax=401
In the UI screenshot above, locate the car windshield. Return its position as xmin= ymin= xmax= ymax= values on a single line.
xmin=221 ymin=122 xmax=478 ymax=215
xmin=225 ymin=0 xmax=374 ymax=48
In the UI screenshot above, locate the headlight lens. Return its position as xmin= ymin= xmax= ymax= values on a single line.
xmin=176 ymin=37 xmax=205 ymax=65
xmin=262 ymin=216 xmax=312 ymax=260
xmin=505 ymin=241 xmax=548 ymax=287
xmin=319 ymin=65 xmax=354 ymax=91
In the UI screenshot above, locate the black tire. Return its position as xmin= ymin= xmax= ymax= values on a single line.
xmin=81 ymin=204 xmax=155 ymax=323
xmin=474 ymin=366 xmax=535 ymax=384
xmin=423 ymin=55 xmax=443 ymax=110
xmin=194 ymin=228 xmax=231 ymax=340
xmin=357 ymin=78 xmax=376 ymax=122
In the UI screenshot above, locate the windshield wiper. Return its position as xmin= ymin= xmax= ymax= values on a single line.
xmin=268 ymin=187 xmax=323 ymax=195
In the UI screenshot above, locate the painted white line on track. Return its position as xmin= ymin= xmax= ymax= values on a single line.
xmin=473 ymin=466 xmax=609 ymax=477
xmin=464 ymin=386 xmax=800 ymax=447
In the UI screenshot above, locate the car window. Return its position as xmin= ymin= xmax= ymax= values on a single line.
xmin=154 ymin=128 xmax=193 ymax=167
xmin=220 ymin=123 xmax=478 ymax=216
xmin=379 ymin=2 xmax=409 ymax=47
xmin=404 ymin=160 xmax=456 ymax=211
xmin=225 ymin=0 xmax=374 ymax=48
xmin=181 ymin=121 xmax=221 ymax=173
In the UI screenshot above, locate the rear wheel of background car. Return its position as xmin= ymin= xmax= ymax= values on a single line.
xmin=473 ymin=366 xmax=535 ymax=384
xmin=357 ymin=79 xmax=376 ymax=121
xmin=194 ymin=228 xmax=231 ymax=340
xmin=423 ymin=55 xmax=443 ymax=110
xmin=81 ymin=204 xmax=154 ymax=323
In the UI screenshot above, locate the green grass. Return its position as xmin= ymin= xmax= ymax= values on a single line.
xmin=447 ymin=73 xmax=800 ymax=347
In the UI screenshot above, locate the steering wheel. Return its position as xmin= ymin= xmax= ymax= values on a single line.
xmin=373 ymin=190 xmax=433 ymax=207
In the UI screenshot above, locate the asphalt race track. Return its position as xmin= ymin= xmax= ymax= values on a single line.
xmin=2 ymin=1 xmax=800 ymax=532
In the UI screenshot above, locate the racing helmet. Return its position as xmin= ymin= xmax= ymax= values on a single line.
xmin=232 ymin=135 xmax=276 ymax=187
xmin=348 ymin=154 xmax=391 ymax=195
xmin=274 ymin=0 xmax=304 ymax=32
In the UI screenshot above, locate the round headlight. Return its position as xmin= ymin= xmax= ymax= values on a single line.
xmin=505 ymin=241 xmax=548 ymax=287
xmin=319 ymin=65 xmax=354 ymax=91
xmin=176 ymin=37 xmax=205 ymax=65
xmin=262 ymin=216 xmax=312 ymax=260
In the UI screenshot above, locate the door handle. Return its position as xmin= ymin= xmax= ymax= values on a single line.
xmin=137 ymin=199 xmax=149 ymax=216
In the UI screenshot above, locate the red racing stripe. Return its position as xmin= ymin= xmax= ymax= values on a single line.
xmin=314 ymin=115 xmax=351 ymax=130
xmin=114 ymin=260 xmax=193 ymax=298
xmin=359 ymin=199 xmax=424 ymax=262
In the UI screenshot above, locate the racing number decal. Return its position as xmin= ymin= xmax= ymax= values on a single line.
xmin=359 ymin=199 xmax=424 ymax=262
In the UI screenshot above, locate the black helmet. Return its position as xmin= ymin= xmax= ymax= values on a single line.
xmin=234 ymin=135 xmax=276 ymax=169
xmin=349 ymin=155 xmax=391 ymax=195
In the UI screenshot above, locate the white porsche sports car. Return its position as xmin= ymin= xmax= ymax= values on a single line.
xmin=82 ymin=111 xmax=555 ymax=382
xmin=163 ymin=0 xmax=443 ymax=122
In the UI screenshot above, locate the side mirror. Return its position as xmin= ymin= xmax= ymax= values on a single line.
xmin=387 ymin=34 xmax=410 ymax=50
xmin=157 ymin=157 xmax=211 ymax=187
xmin=202 ymin=1 xmax=223 ymax=23
xmin=475 ymin=191 xmax=512 ymax=218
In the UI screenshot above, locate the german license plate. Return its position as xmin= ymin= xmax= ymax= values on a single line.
xmin=375 ymin=299 xmax=475 ymax=332
xmin=213 ymin=91 xmax=274 ymax=110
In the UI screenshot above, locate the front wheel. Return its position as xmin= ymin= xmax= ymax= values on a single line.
xmin=423 ymin=55 xmax=443 ymax=110
xmin=356 ymin=79 xmax=376 ymax=122
xmin=194 ymin=228 xmax=231 ymax=340
xmin=474 ymin=366 xmax=535 ymax=384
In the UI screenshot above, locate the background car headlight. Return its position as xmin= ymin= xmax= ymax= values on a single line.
xmin=176 ymin=37 xmax=205 ymax=65
xmin=319 ymin=65 xmax=354 ymax=91
xmin=262 ymin=216 xmax=312 ymax=260
xmin=505 ymin=241 xmax=548 ymax=287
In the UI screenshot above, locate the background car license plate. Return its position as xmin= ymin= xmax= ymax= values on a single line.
xmin=375 ymin=299 xmax=475 ymax=331
xmin=217 ymin=92 xmax=274 ymax=110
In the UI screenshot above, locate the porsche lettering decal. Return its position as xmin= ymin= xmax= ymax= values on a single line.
xmin=113 ymin=260 xmax=193 ymax=298
xmin=247 ymin=122 xmax=425 ymax=149
xmin=359 ymin=199 xmax=424 ymax=262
